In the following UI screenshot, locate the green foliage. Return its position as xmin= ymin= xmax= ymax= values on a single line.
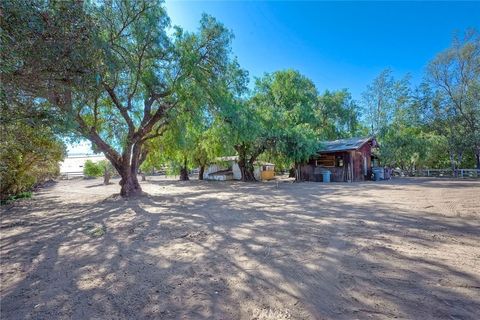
xmin=0 ymin=191 xmax=33 ymax=206
xmin=1 ymin=0 xmax=97 ymax=99
xmin=2 ymin=0 xmax=478 ymax=189
xmin=83 ymin=160 xmax=115 ymax=178
xmin=251 ymin=70 xmax=319 ymax=175
xmin=83 ymin=223 xmax=106 ymax=238
xmin=362 ymin=40 xmax=480 ymax=171
xmin=2 ymin=0 xmax=244 ymax=195
xmin=316 ymin=89 xmax=364 ymax=139
xmin=361 ymin=69 xmax=411 ymax=136
xmin=83 ymin=160 xmax=104 ymax=178
xmin=427 ymin=29 xmax=480 ymax=169
xmin=380 ymin=126 xmax=428 ymax=171
xmin=276 ymin=124 xmax=318 ymax=165
xmin=0 ymin=105 xmax=65 ymax=199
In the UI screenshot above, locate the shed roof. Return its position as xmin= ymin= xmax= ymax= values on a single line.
xmin=209 ymin=169 xmax=233 ymax=176
xmin=318 ymin=137 xmax=375 ymax=153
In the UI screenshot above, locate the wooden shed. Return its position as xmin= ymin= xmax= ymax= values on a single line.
xmin=300 ymin=137 xmax=378 ymax=182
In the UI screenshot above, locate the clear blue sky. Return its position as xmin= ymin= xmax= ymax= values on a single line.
xmin=165 ymin=1 xmax=480 ymax=100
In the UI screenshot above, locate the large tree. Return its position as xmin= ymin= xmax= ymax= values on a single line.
xmin=217 ymin=98 xmax=271 ymax=181
xmin=361 ymin=69 xmax=411 ymax=136
xmin=427 ymin=30 xmax=480 ymax=169
xmin=1 ymin=0 xmax=96 ymax=99
xmin=147 ymin=109 xmax=212 ymax=181
xmin=141 ymin=58 xmax=248 ymax=181
xmin=250 ymin=70 xmax=319 ymax=181
xmin=316 ymin=89 xmax=363 ymax=139
xmin=2 ymin=0 xmax=239 ymax=196
xmin=216 ymin=70 xmax=319 ymax=182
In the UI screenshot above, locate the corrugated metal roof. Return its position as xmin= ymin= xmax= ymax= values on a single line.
xmin=318 ymin=137 xmax=374 ymax=153
xmin=216 ymin=156 xmax=239 ymax=162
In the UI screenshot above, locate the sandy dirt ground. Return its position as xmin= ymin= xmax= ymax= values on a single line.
xmin=1 ymin=177 xmax=479 ymax=319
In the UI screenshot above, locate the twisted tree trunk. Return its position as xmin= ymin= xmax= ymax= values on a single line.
xmin=449 ymin=150 xmax=456 ymax=172
xmin=475 ymin=146 xmax=480 ymax=170
xmin=238 ymin=160 xmax=256 ymax=181
xmin=118 ymin=142 xmax=143 ymax=197
xmin=120 ymin=172 xmax=142 ymax=197
xmin=103 ymin=167 xmax=111 ymax=185
xmin=294 ymin=162 xmax=302 ymax=182
xmin=179 ymin=157 xmax=189 ymax=181
xmin=198 ymin=165 xmax=205 ymax=180
xmin=235 ymin=146 xmax=256 ymax=182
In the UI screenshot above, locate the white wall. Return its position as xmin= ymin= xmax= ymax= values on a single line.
xmin=205 ymin=160 xmax=264 ymax=180
xmin=204 ymin=164 xmax=223 ymax=179
xmin=232 ymin=163 xmax=242 ymax=180
xmin=59 ymin=155 xmax=106 ymax=173
xmin=254 ymin=166 xmax=261 ymax=180
xmin=207 ymin=174 xmax=231 ymax=181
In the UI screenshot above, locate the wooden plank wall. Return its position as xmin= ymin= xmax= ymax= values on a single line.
xmin=300 ymin=143 xmax=374 ymax=182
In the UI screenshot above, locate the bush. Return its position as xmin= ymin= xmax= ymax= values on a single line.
xmin=83 ymin=159 xmax=116 ymax=184
xmin=0 ymin=122 xmax=65 ymax=200
xmin=0 ymin=191 xmax=32 ymax=206
xmin=83 ymin=160 xmax=104 ymax=178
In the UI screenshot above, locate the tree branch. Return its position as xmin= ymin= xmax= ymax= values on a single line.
xmin=104 ymin=83 xmax=136 ymax=135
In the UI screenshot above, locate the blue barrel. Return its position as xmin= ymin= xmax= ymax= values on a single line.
xmin=322 ymin=171 xmax=331 ymax=183
xmin=373 ymin=168 xmax=382 ymax=181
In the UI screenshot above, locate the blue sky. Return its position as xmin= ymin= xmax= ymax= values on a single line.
xmin=166 ymin=0 xmax=480 ymax=99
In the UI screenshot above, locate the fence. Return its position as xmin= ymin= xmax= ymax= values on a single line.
xmin=60 ymin=172 xmax=84 ymax=180
xmin=411 ymin=169 xmax=479 ymax=178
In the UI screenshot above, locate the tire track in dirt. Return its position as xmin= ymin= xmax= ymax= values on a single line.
xmin=280 ymin=227 xmax=355 ymax=319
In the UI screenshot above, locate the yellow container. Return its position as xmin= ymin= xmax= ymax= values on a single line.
xmin=260 ymin=170 xmax=275 ymax=181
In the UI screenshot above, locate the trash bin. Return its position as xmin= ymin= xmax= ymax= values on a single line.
xmin=321 ymin=170 xmax=331 ymax=183
xmin=373 ymin=168 xmax=382 ymax=181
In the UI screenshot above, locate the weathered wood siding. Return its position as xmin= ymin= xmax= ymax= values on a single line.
xmin=301 ymin=142 xmax=374 ymax=182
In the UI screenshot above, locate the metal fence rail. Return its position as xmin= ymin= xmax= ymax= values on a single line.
xmin=60 ymin=172 xmax=84 ymax=180
xmin=412 ymin=169 xmax=479 ymax=178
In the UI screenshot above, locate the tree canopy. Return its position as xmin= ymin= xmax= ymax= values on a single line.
xmin=2 ymin=0 xmax=243 ymax=196
xmin=1 ymin=1 xmax=479 ymax=199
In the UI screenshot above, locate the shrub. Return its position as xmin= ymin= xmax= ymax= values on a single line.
xmin=0 ymin=122 xmax=65 ymax=200
xmin=0 ymin=191 xmax=32 ymax=206
xmin=83 ymin=159 xmax=116 ymax=184
xmin=83 ymin=160 xmax=103 ymax=178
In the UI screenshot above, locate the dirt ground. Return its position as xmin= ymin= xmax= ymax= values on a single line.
xmin=1 ymin=177 xmax=479 ymax=320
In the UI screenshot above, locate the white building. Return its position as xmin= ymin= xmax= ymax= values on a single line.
xmin=59 ymin=154 xmax=106 ymax=174
xmin=204 ymin=156 xmax=275 ymax=181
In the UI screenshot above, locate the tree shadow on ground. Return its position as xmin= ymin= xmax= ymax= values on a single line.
xmin=1 ymin=178 xmax=479 ymax=319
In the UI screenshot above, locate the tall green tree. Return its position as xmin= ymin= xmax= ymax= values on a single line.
xmin=141 ymin=58 xmax=248 ymax=180
xmin=361 ymin=69 xmax=411 ymax=136
xmin=149 ymin=109 xmax=210 ymax=181
xmin=2 ymin=0 xmax=240 ymax=197
xmin=427 ymin=30 xmax=480 ymax=169
xmin=316 ymin=89 xmax=363 ymax=139
xmin=251 ymin=70 xmax=319 ymax=181
xmin=1 ymin=0 xmax=96 ymax=101
xmin=217 ymin=98 xmax=271 ymax=181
